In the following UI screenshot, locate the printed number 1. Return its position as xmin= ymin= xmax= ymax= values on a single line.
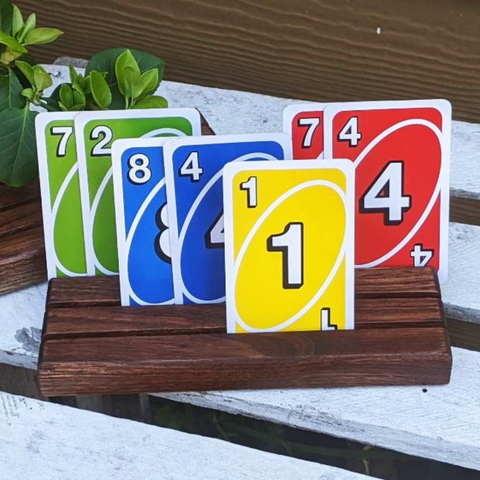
xmin=267 ymin=222 xmax=304 ymax=289
xmin=51 ymin=126 xmax=73 ymax=157
xmin=240 ymin=176 xmax=257 ymax=208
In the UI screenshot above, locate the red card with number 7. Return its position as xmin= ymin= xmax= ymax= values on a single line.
xmin=283 ymin=103 xmax=326 ymax=159
xmin=324 ymin=100 xmax=451 ymax=283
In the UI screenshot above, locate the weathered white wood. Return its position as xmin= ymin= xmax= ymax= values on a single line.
xmin=0 ymin=65 xmax=478 ymax=470
xmin=159 ymin=346 xmax=480 ymax=471
xmin=0 ymin=391 xmax=368 ymax=480
xmin=443 ymin=223 xmax=480 ymax=324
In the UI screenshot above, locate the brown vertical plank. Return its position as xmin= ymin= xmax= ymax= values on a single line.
xmin=17 ymin=0 xmax=480 ymax=123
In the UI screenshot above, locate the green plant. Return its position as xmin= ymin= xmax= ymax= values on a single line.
xmin=0 ymin=0 xmax=168 ymax=187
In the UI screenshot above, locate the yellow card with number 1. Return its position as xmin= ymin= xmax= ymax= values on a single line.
xmin=223 ymin=160 xmax=355 ymax=334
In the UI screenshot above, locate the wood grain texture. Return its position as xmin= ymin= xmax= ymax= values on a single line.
xmin=43 ymin=297 xmax=444 ymax=340
xmin=0 ymin=227 xmax=47 ymax=295
xmin=39 ymin=268 xmax=452 ymax=396
xmin=450 ymin=196 xmax=480 ymax=227
xmin=16 ymin=0 xmax=480 ymax=123
xmin=46 ymin=267 xmax=440 ymax=308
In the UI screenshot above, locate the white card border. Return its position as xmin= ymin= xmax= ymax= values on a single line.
xmin=75 ymin=108 xmax=202 ymax=276
xmin=323 ymin=99 xmax=451 ymax=283
xmin=223 ymin=159 xmax=355 ymax=334
xmin=35 ymin=111 xmax=81 ymax=280
xmin=163 ymin=132 xmax=293 ymax=305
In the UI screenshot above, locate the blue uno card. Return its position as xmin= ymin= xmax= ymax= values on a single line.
xmin=112 ymin=138 xmax=174 ymax=306
xmin=163 ymin=133 xmax=292 ymax=305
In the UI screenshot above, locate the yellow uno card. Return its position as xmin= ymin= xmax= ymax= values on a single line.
xmin=223 ymin=160 xmax=355 ymax=334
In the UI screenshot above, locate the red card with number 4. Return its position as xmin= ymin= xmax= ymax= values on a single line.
xmin=283 ymin=103 xmax=326 ymax=159
xmin=324 ymin=100 xmax=451 ymax=283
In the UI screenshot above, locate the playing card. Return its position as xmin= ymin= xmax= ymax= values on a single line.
xmin=283 ymin=103 xmax=326 ymax=160
xmin=75 ymin=108 xmax=201 ymax=276
xmin=112 ymin=138 xmax=174 ymax=306
xmin=163 ymin=133 xmax=292 ymax=305
xmin=36 ymin=112 xmax=88 ymax=279
xmin=324 ymin=100 xmax=451 ymax=283
xmin=223 ymin=160 xmax=355 ymax=333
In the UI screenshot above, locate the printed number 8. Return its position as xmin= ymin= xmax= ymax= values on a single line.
xmin=128 ymin=154 xmax=152 ymax=184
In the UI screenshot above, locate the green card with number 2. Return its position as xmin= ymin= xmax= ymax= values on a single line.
xmin=75 ymin=109 xmax=202 ymax=276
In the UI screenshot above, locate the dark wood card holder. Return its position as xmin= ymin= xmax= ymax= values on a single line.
xmin=0 ymin=114 xmax=215 ymax=296
xmin=38 ymin=268 xmax=452 ymax=397
xmin=0 ymin=182 xmax=46 ymax=295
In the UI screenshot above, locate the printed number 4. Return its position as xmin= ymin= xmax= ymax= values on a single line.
xmin=267 ymin=222 xmax=304 ymax=289
xmin=410 ymin=244 xmax=434 ymax=267
xmin=338 ymin=116 xmax=362 ymax=147
xmin=51 ymin=126 xmax=73 ymax=157
xmin=298 ymin=117 xmax=320 ymax=149
xmin=180 ymin=152 xmax=203 ymax=181
xmin=360 ymin=161 xmax=411 ymax=225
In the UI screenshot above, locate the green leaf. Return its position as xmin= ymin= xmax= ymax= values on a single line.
xmin=0 ymin=30 xmax=27 ymax=53
xmin=86 ymin=47 xmax=165 ymax=109
xmin=125 ymin=66 xmax=144 ymax=100
xmin=139 ymin=68 xmax=159 ymax=98
xmin=24 ymin=27 xmax=63 ymax=46
xmin=21 ymin=87 xmax=33 ymax=98
xmin=15 ymin=59 xmax=34 ymax=85
xmin=0 ymin=107 xmax=38 ymax=187
xmin=59 ymin=83 xmax=73 ymax=109
xmin=115 ymin=49 xmax=140 ymax=91
xmin=69 ymin=64 xmax=79 ymax=84
xmin=33 ymin=65 xmax=52 ymax=91
xmin=132 ymin=95 xmax=168 ymax=109
xmin=0 ymin=70 xmax=26 ymax=110
xmin=11 ymin=5 xmax=23 ymax=37
xmin=18 ymin=12 xmax=35 ymax=42
xmin=0 ymin=0 xmax=13 ymax=35
xmin=72 ymin=89 xmax=86 ymax=109
xmin=90 ymin=70 xmax=112 ymax=110
xmin=19 ymin=13 xmax=37 ymax=43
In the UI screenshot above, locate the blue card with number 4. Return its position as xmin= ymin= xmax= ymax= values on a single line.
xmin=163 ymin=133 xmax=292 ymax=305
xmin=112 ymin=138 xmax=174 ymax=306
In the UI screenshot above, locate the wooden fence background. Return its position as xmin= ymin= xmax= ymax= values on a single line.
xmin=17 ymin=0 xmax=480 ymax=122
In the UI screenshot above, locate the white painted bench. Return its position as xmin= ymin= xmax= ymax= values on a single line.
xmin=0 ymin=64 xmax=479 ymax=472
xmin=0 ymin=391 xmax=369 ymax=480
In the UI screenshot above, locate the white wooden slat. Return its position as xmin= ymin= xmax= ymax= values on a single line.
xmin=159 ymin=346 xmax=480 ymax=471
xmin=0 ymin=391 xmax=368 ymax=480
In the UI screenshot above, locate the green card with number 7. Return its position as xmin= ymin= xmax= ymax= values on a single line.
xmin=36 ymin=112 xmax=88 ymax=279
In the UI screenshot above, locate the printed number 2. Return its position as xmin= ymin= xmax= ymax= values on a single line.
xmin=338 ymin=116 xmax=362 ymax=147
xmin=267 ymin=222 xmax=304 ymax=289
xmin=298 ymin=118 xmax=320 ymax=148
xmin=90 ymin=126 xmax=113 ymax=157
xmin=51 ymin=126 xmax=73 ymax=157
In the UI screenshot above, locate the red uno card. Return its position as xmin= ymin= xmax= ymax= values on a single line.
xmin=324 ymin=100 xmax=451 ymax=283
xmin=283 ymin=103 xmax=326 ymax=159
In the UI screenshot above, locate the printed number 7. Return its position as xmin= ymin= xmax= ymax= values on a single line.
xmin=51 ymin=126 xmax=73 ymax=157
xmin=298 ymin=118 xmax=320 ymax=149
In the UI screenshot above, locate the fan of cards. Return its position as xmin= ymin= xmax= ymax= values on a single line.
xmin=35 ymin=99 xmax=451 ymax=334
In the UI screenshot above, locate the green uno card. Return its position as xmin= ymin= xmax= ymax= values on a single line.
xmin=75 ymin=109 xmax=202 ymax=275
xmin=36 ymin=112 xmax=88 ymax=279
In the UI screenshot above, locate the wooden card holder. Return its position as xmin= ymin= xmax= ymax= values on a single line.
xmin=38 ymin=268 xmax=452 ymax=397
xmin=0 ymin=114 xmax=215 ymax=296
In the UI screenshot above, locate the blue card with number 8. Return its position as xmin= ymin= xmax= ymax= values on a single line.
xmin=112 ymin=138 xmax=174 ymax=306
xmin=163 ymin=133 xmax=292 ymax=305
